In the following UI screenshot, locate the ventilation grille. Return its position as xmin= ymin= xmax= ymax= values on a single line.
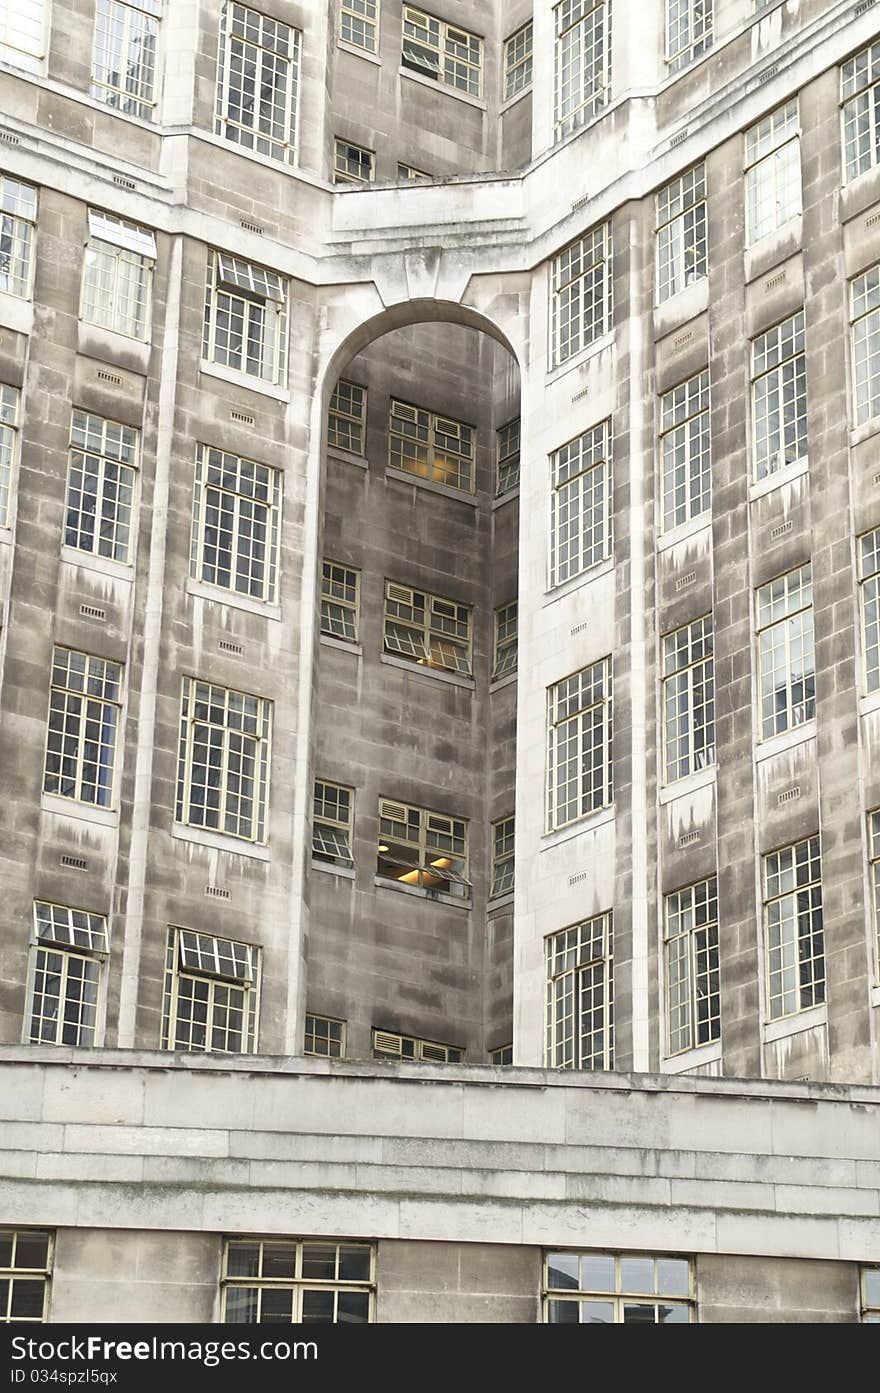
xmin=79 ymin=604 xmax=106 ymax=621
xmin=0 ymin=130 xmax=21 ymax=146
xmin=757 ymin=64 xmax=779 ymax=85
xmin=678 ymin=830 xmax=700 ymax=848
xmin=855 ymin=0 xmax=876 ymax=16
xmin=670 ymin=129 xmax=689 ymax=148
xmin=675 ymin=571 xmax=697 ymax=591
xmin=778 ymin=787 xmax=801 ymax=805
xmin=379 ymin=800 xmax=407 ymax=823
xmin=96 ymin=370 xmax=123 ymax=386
xmin=570 ymin=193 xmax=591 ymax=212
xmin=673 ymin=331 xmax=693 ymax=350
xmin=764 ymin=271 xmax=786 ymax=292
xmin=373 ymin=1030 xmax=403 ymax=1056
xmin=60 ymin=854 xmax=88 ymax=871
xmin=568 ymin=870 xmax=588 ymax=886
xmin=873 ymin=470 xmax=880 ymax=486
xmin=770 ymin=520 xmax=793 ymax=539
xmin=240 ymin=219 xmax=264 ymax=235
xmin=570 ymin=621 xmax=589 ymax=637
xmin=571 ymin=387 xmax=590 ymax=403
xmin=113 ymin=174 xmax=136 ymax=190
xmin=205 ymin=884 xmax=230 ymax=900
xmin=867 ymin=210 xmax=880 ymax=231
xmin=219 ymin=640 xmax=243 ymax=655
xmin=231 ymin=410 xmax=255 ymax=426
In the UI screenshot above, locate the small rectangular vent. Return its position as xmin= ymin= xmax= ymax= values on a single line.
xmin=96 ymin=370 xmax=123 ymax=386
xmin=764 ymin=271 xmax=786 ymax=292
xmin=568 ymin=871 xmax=589 ymax=886
xmin=0 ymin=130 xmax=21 ymax=146
xmin=571 ymin=387 xmax=590 ymax=403
xmin=219 ymin=640 xmax=243 ymax=655
xmin=571 ymin=194 xmax=590 ymax=212
xmin=855 ymin=0 xmax=876 ymax=16
xmin=79 ymin=604 xmax=106 ymax=621
xmin=60 ymin=854 xmax=88 ymax=871
xmin=112 ymin=174 xmax=136 ymax=190
xmin=670 ymin=129 xmax=689 ymax=147
xmin=675 ymin=571 xmax=697 ymax=591
xmin=757 ymin=64 xmax=779 ymax=85
xmin=778 ymin=787 xmax=801 ymax=805
xmin=873 ymin=470 xmax=880 ymax=485
xmin=374 ymin=1030 xmax=403 ymax=1056
xmin=673 ymin=331 xmax=693 ymax=349
xmin=678 ymin=830 xmax=700 ymax=848
xmin=205 ymin=884 xmax=230 ymax=900
xmin=230 ymin=410 xmax=255 ymax=426
xmin=770 ymin=520 xmax=793 ymax=539
xmin=570 ymin=621 xmax=589 ymax=637
xmin=240 ymin=219 xmax=264 ymax=235
xmin=866 ymin=210 xmax=880 ymax=230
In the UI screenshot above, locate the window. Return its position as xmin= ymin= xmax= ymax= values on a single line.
xmin=215 ymin=2 xmax=301 ymax=162
xmin=547 ymin=660 xmax=612 ymax=830
xmin=0 ymin=0 xmax=45 ymax=70
xmin=91 ymin=0 xmax=161 ymax=119
xmin=496 ymin=418 xmax=520 ymax=496
xmin=28 ymin=902 xmax=108 ymax=1048
xmin=43 ymin=647 xmax=123 ymax=809
xmin=489 ymin=1043 xmax=512 ymax=1065
xmin=862 ymin=1268 xmax=880 ymax=1322
xmin=851 ymin=263 xmax=880 ymax=427
xmin=222 ymin=1238 xmax=373 ymax=1323
xmin=401 ymin=6 xmax=482 ymax=98
xmin=544 ymin=1252 xmax=692 ymax=1323
xmin=373 ymin=1028 xmax=463 ymax=1062
xmin=203 ymin=249 xmax=288 ymax=385
xmin=397 ymin=162 xmax=430 ymax=181
xmin=340 ymin=0 xmax=378 ymax=53
xmin=0 ymin=1231 xmax=52 ymax=1323
xmin=660 ymin=369 xmax=711 ymax=532
xmin=666 ymin=0 xmax=712 ymax=74
xmin=383 ymin=580 xmax=471 ymax=675
xmin=756 ymin=563 xmax=814 ymax=739
xmin=190 ymin=445 xmax=281 ymax=603
xmin=304 ymin=1014 xmax=346 ymax=1058
xmin=64 ymin=411 xmax=139 ymax=564
xmin=662 ymin=615 xmax=714 ymax=783
xmin=0 ymin=383 xmax=19 ymax=527
xmin=162 ymin=926 xmax=260 ymax=1054
xmin=321 ymin=562 xmax=360 ymax=643
xmin=80 ymin=211 xmax=156 ymax=340
xmin=504 ymin=21 xmax=532 ymax=100
xmin=763 ymin=836 xmax=824 ymax=1021
xmin=745 ymin=98 xmax=801 ymax=244
xmin=868 ymin=811 xmax=880 ymax=979
xmin=842 ymin=41 xmax=880 ymax=184
xmin=862 ymin=530 xmax=880 ymax=694
xmin=377 ymin=798 xmax=469 ymax=896
xmin=312 ymin=779 xmax=354 ymax=868
xmin=333 ymin=138 xmax=375 ymax=184
xmin=328 ymin=380 xmax=366 ymax=455
xmin=0 ymin=174 xmax=37 ymax=298
xmin=656 ymin=164 xmax=707 ymax=304
xmin=176 ymin=677 xmax=271 ymax=842
xmin=493 ymin=601 xmax=517 ymax=679
xmin=554 ymin=0 xmax=610 ymax=140
xmin=545 ymin=914 xmax=614 ymax=1070
xmin=490 ymin=816 xmax=514 ymax=898
xmin=549 ymin=418 xmax=611 ymax=586
xmin=388 ymin=399 xmax=475 ymax=494
xmin=551 ymin=222 xmax=612 ymax=367
xmin=664 ymin=878 xmax=720 ymax=1056
xmin=751 ymin=310 xmax=807 ymax=479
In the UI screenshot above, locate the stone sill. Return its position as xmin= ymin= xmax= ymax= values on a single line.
xmin=657 ymin=515 xmax=712 ymax=555
xmin=385 ymin=465 xmax=478 ymax=507
xmin=487 ymin=892 xmax=514 ymax=915
xmin=489 ymin=672 xmax=517 ymax=694
xmin=185 ymin=577 xmax=281 ymax=621
xmin=397 ymin=66 xmax=487 ymax=113
xmin=380 ymin=653 xmax=474 ymax=690
xmin=199 ymin=359 xmax=290 ymax=403
xmin=753 ymin=721 xmax=816 ymax=764
xmin=661 ymin=1039 xmax=722 ymax=1074
xmin=545 ymin=328 xmax=615 ymax=387
xmin=492 ymin=488 xmax=519 ymax=511
xmin=337 ymin=39 xmax=382 ymax=67
xmin=543 ymin=555 xmax=614 ymax=606
xmin=41 ymin=793 xmax=118 ymax=828
xmin=60 ymin=545 xmax=133 ymax=583
xmin=311 ymin=859 xmax=355 ymax=881
xmin=0 ymin=291 xmax=33 ymax=336
xmin=320 ymin=635 xmax=362 ymax=657
xmin=850 ymin=418 xmax=880 ymax=450
xmin=541 ymin=805 xmax=615 ymax=851
xmin=858 ymin=689 xmax=880 ymax=719
xmin=374 ymin=875 xmax=471 ymax=911
xmin=171 ymin=822 xmax=270 ymax=862
xmin=327 ymin=448 xmax=369 ymax=471
xmin=500 ymin=86 xmax=531 ymax=118
xmin=762 ymin=1002 xmax=827 ymax=1045
xmin=658 ymin=763 xmax=715 ymax=807
xmin=748 ymin=455 xmax=809 ymax=502
xmin=78 ymin=321 xmax=151 ymax=369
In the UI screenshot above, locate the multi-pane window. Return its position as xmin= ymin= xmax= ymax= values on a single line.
xmin=162 ymin=926 xmax=260 ymax=1054
xmin=661 ymin=370 xmax=711 ymax=532
xmin=851 ymin=263 xmax=880 ymax=427
xmin=549 ymin=418 xmax=611 ymax=586
xmin=868 ymin=810 xmax=880 ymax=978
xmin=842 ymin=41 xmax=880 ymax=184
xmin=551 ymin=221 xmax=612 ymax=366
xmin=662 ymin=615 xmax=715 ymax=783
xmin=0 ymin=174 xmax=37 ymax=298
xmin=43 ymin=647 xmax=123 ymax=809
xmin=176 ymin=677 xmax=271 ymax=842
xmin=333 ymin=138 xmax=375 ymax=184
xmin=763 ymin=836 xmax=824 ymax=1021
xmin=656 ymin=164 xmax=707 ymax=304
xmin=388 ymin=399 xmax=475 ymax=494
xmin=664 ymin=878 xmax=720 ymax=1056
xmin=397 ymin=162 xmax=430 ymax=181
xmin=383 ymin=580 xmax=471 ymax=675
xmin=91 ymin=0 xmax=161 ymax=119
xmin=493 ymin=601 xmax=517 ymax=679
xmin=489 ymin=1043 xmax=513 ymax=1065
xmin=215 ymin=2 xmax=301 ymax=163
xmin=544 ymin=1252 xmax=692 ymax=1323
xmin=490 ymin=816 xmax=514 ymax=898
xmin=321 ymin=561 xmax=360 ymax=643
xmin=373 ymin=1028 xmax=463 ymax=1062
xmin=312 ymin=778 xmax=354 ymax=868
xmin=862 ymin=1268 xmax=880 ymax=1322
xmin=64 ymin=411 xmax=139 ymax=565
xmin=547 ymin=660 xmax=613 ymax=830
xmin=0 ymin=383 xmax=19 ymax=527
xmin=666 ymin=0 xmax=712 ymax=74
xmin=223 ymin=1238 xmax=374 ymax=1323
xmin=745 ymin=98 xmax=801 ymax=244
xmin=545 ymin=915 xmax=614 ymax=1071
xmin=401 ymin=6 xmax=482 ymax=98
xmin=80 ymin=211 xmax=156 ymax=340
xmin=203 ymin=249 xmax=288 ymax=385
xmin=0 ymin=0 xmax=45 ymax=70
xmin=328 ymin=380 xmax=366 ymax=455
xmin=377 ymin=798 xmax=469 ymax=896
xmin=861 ymin=529 xmax=880 ymax=693
xmin=304 ymin=1014 xmax=346 ymax=1058
xmin=0 ymin=1231 xmax=52 ymax=1323
xmin=751 ymin=310 xmax=807 ymax=479
xmin=340 ymin=0 xmax=378 ymax=53
xmin=496 ymin=418 xmax=520 ymax=496
xmin=190 ymin=445 xmax=281 ymax=604
xmin=28 ymin=902 xmax=109 ymax=1048
xmin=756 ymin=563 xmax=815 ymax=739
xmin=554 ymin=0 xmax=610 ymax=140
xmin=504 ymin=21 xmax=533 ymax=100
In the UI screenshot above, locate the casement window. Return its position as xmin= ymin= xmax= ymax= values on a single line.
xmin=661 ymin=369 xmax=711 ymax=532
xmin=656 ymin=164 xmax=707 ymax=304
xmin=544 ymin=1252 xmax=693 ymax=1323
xmin=868 ymin=811 xmax=880 ymax=979
xmin=383 ymin=579 xmax=471 ymax=675
xmin=0 ymin=174 xmax=37 ymax=299
xmin=64 ymin=411 xmax=139 ymax=565
xmin=333 ymin=138 xmax=375 ymax=184
xmin=842 ymin=41 xmax=880 ymax=183
xmin=43 ymin=647 xmax=123 ymax=809
xmin=490 ymin=816 xmax=514 ymax=898
xmin=662 ymin=615 xmax=715 ymax=783
xmin=304 ymin=1014 xmax=346 ymax=1058
xmin=388 ymin=399 xmax=475 ymax=494
xmin=547 ymin=660 xmax=612 ymax=830
xmin=328 ymin=380 xmax=366 ymax=455
xmin=554 ymin=0 xmax=610 ymax=140
xmin=666 ymin=0 xmax=712 ymax=74
xmin=756 ymin=563 xmax=814 ymax=739
xmin=504 ymin=21 xmax=533 ymax=100
xmin=397 ymin=161 xmax=430 ymax=181
xmin=222 ymin=1238 xmax=374 ymax=1323
xmin=321 ymin=562 xmax=360 ymax=643
xmin=161 ymin=926 xmax=260 ymax=1054
xmin=763 ymin=836 xmax=824 ymax=1021
xmin=664 ymin=877 xmax=720 ymax=1056
xmin=851 ymin=263 xmax=880 ymax=426
xmin=340 ymin=0 xmax=378 ymax=53
xmin=864 ymin=532 xmax=880 ymax=694
xmin=0 ymin=1231 xmax=52 ymax=1323
xmin=551 ymin=221 xmax=612 ymax=367
xmin=751 ymin=310 xmax=807 ymax=479
xmin=401 ymin=6 xmax=482 ymax=98
xmin=549 ymin=418 xmax=611 ymax=586
xmin=215 ymin=2 xmax=301 ymax=162
xmin=91 ymin=0 xmax=161 ymax=120
xmin=493 ymin=601 xmax=518 ymax=680
xmin=745 ymin=98 xmax=801 ymax=245
xmin=176 ymin=677 xmax=271 ymax=843
xmin=377 ymin=798 xmax=469 ymax=896
xmin=496 ymin=418 xmax=520 ymax=496
xmin=545 ymin=914 xmax=614 ymax=1070
xmin=862 ymin=1268 xmax=880 ymax=1322
xmin=489 ymin=1043 xmax=512 ymax=1065
xmin=0 ymin=383 xmax=19 ymax=527
xmin=312 ymin=779 xmax=354 ymax=868
xmin=28 ymin=902 xmax=109 ymax=1048
xmin=80 ymin=211 xmax=156 ymax=340
xmin=0 ymin=0 xmax=46 ymax=71
xmin=203 ymin=250 xmax=288 ymax=385
xmin=372 ymin=1028 xmax=463 ymax=1062
xmin=190 ymin=445 xmax=281 ymax=604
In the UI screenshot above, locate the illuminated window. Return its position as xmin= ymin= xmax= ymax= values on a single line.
xmin=312 ymin=779 xmax=354 ymax=868
xmin=664 ymin=878 xmax=720 ymax=1056
xmin=551 ymin=222 xmax=612 ymax=366
xmin=333 ymin=138 xmax=375 ymax=184
xmin=666 ymin=0 xmax=712 ymax=74
xmin=203 ymin=249 xmax=288 ymax=385
xmin=162 ymin=926 xmax=260 ymax=1054
xmin=0 ymin=174 xmax=37 ymax=298
xmin=377 ymin=798 xmax=469 ymax=897
xmin=388 ymin=399 xmax=475 ymax=494
xmin=91 ymin=0 xmax=161 ymax=120
xmin=656 ymin=164 xmax=707 ymax=303
xmin=496 ymin=418 xmax=520 ymax=496
xmin=304 ymin=1014 xmax=346 ymax=1058
xmin=842 ymin=40 xmax=880 ymax=183
xmin=320 ymin=562 xmax=360 ymax=643
xmin=545 ymin=915 xmax=613 ymax=1070
xmin=851 ymin=262 xmax=880 ymax=426
xmin=0 ymin=1231 xmax=52 ymax=1323
xmin=763 ymin=836 xmax=824 ymax=1021
xmin=28 ymin=902 xmax=108 ymax=1048
xmin=550 ymin=419 xmax=611 ymax=585
xmin=756 ymin=563 xmax=814 ymax=740
xmin=0 ymin=383 xmax=20 ymax=527
xmin=383 ymin=580 xmax=471 ymax=675
xmin=544 ymin=1252 xmax=693 ymax=1323
xmin=504 ymin=21 xmax=532 ymax=100
xmin=660 ymin=369 xmax=710 ymax=532
xmin=493 ymin=601 xmax=517 ymax=680
xmin=554 ymin=0 xmax=610 ymax=140
xmin=401 ymin=6 xmax=482 ymax=98
xmin=547 ymin=660 xmax=612 ymax=830
xmin=490 ymin=816 xmax=514 ymax=898
xmin=751 ymin=310 xmax=807 ymax=479
xmin=215 ymin=2 xmax=301 ymax=163
xmin=745 ymin=98 xmax=801 ymax=244
xmin=662 ymin=615 xmax=714 ymax=782
xmin=176 ymin=677 xmax=271 ymax=842
xmin=64 ymin=411 xmax=139 ymax=565
xmin=340 ymin=0 xmax=378 ymax=53
xmin=190 ymin=446 xmax=281 ymax=604
xmin=373 ymin=1028 xmax=463 ymax=1062
xmin=81 ymin=211 xmax=156 ymax=340
xmin=43 ymin=647 xmax=123 ymax=809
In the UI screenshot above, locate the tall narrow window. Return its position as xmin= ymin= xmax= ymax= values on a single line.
xmin=401 ymin=7 xmax=482 ymax=97
xmin=64 ymin=411 xmax=139 ymax=565
xmin=203 ymin=250 xmax=288 ymax=385
xmin=0 ymin=1231 xmax=53 ymax=1323
xmin=215 ymin=2 xmax=301 ymax=163
xmin=745 ymin=98 xmax=801 ymax=245
xmin=377 ymin=798 xmax=469 ymax=897
xmin=493 ymin=601 xmax=518 ymax=679
xmin=860 ymin=528 xmax=880 ymax=693
xmin=328 ymin=380 xmax=366 ymax=456
xmin=756 ymin=563 xmax=814 ymax=739
xmin=545 ymin=915 xmax=613 ymax=1070
xmin=320 ymin=562 xmax=360 ymax=643
xmin=388 ymin=399 xmax=475 ymax=494
xmin=340 ymin=0 xmax=378 ymax=53
xmin=851 ymin=263 xmax=880 ymax=427
xmin=176 ymin=677 xmax=272 ymax=843
xmin=490 ymin=816 xmax=514 ymax=898
xmin=43 ymin=648 xmax=123 ymax=809
xmin=383 ymin=580 xmax=471 ymax=675
xmin=91 ymin=0 xmax=161 ymax=120
xmin=0 ymin=0 xmax=46 ymax=72
xmin=554 ymin=0 xmax=610 ymax=141
xmin=664 ymin=877 xmax=720 ymax=1056
xmin=763 ymin=836 xmax=824 ymax=1021
xmin=304 ymin=1014 xmax=346 ymax=1057
xmin=190 ymin=446 xmax=281 ymax=604
xmin=544 ymin=1252 xmax=692 ymax=1323
xmin=312 ymin=779 xmax=354 ymax=868
xmin=656 ymin=164 xmax=707 ymax=304
xmin=504 ymin=21 xmax=533 ymax=100
xmin=660 ymin=369 xmax=711 ymax=531
xmin=751 ymin=310 xmax=807 ymax=479
xmin=666 ymin=0 xmax=712 ymax=74
xmin=162 ymin=927 xmax=260 ymax=1054
xmin=496 ymin=418 xmax=520 ymax=496
xmin=842 ymin=40 xmax=880 ymax=184
xmin=81 ymin=211 xmax=156 ymax=340
xmin=662 ymin=615 xmax=715 ymax=783
xmin=547 ymin=660 xmax=612 ymax=831
xmin=28 ymin=902 xmax=108 ymax=1048
xmin=0 ymin=383 xmax=20 ymax=527
xmin=373 ymin=1028 xmax=463 ymax=1062
xmin=222 ymin=1238 xmax=374 ymax=1323
xmin=861 ymin=1268 xmax=880 ymax=1322
xmin=0 ymin=174 xmax=37 ymax=299
xmin=867 ymin=810 xmax=880 ymax=979
xmin=333 ymin=138 xmax=375 ymax=184
xmin=551 ymin=222 xmax=612 ymax=367
xmin=549 ymin=419 xmax=611 ymax=586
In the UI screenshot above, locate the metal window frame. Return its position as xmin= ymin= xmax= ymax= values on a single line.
xmin=0 ymin=173 xmax=37 ymax=299
xmin=750 ymin=309 xmax=808 ymax=480
xmin=663 ymin=875 xmax=720 ymax=1056
xmin=542 ymin=1250 xmax=694 ymax=1323
xmin=383 ymin=578 xmax=472 ymax=675
xmin=320 ymin=560 xmax=361 ymax=644
xmin=220 ymin=1237 xmax=375 ymax=1324
xmin=0 ymin=0 xmax=48 ymax=66
xmin=549 ymin=418 xmax=612 ymax=586
xmin=190 ymin=443 xmax=281 ymax=604
xmin=496 ymin=417 xmax=520 ymax=496
xmin=660 ymin=368 xmax=711 ymax=531
xmin=0 ymin=382 xmax=21 ymax=527
xmin=550 ymin=221 xmax=613 ymax=367
xmin=868 ymin=809 xmax=880 ymax=984
xmin=493 ymin=600 xmax=518 ymax=680
xmin=655 ymin=163 xmax=707 ymax=304
xmin=80 ymin=212 xmax=156 ymax=341
xmin=544 ymin=913 xmax=614 ymax=1070
xmin=851 ymin=262 xmax=880 ymax=427
xmin=762 ymin=834 xmax=824 ymax=1022
xmin=489 ymin=1043 xmax=513 ymax=1065
xmin=214 ymin=0 xmax=301 ymax=164
xmin=665 ymin=0 xmax=713 ymax=73
xmin=490 ymin=814 xmax=515 ymax=898
xmin=546 ymin=659 xmax=613 ymax=832
xmin=90 ymin=0 xmax=161 ymax=120
xmin=333 ymin=137 xmax=375 ymax=184
xmin=862 ymin=529 xmax=880 ymax=696
xmin=841 ymin=39 xmax=880 ymax=184
xmin=661 ymin=613 xmax=715 ymax=783
xmin=755 ymin=562 xmax=815 ymax=740
xmin=388 ymin=397 xmax=476 ymax=494
xmin=861 ymin=1265 xmax=880 ymax=1321
xmin=397 ymin=161 xmax=431 ymax=181
xmin=312 ymin=777 xmax=355 ymax=867
xmin=504 ymin=20 xmax=533 ymax=100
xmin=0 ymin=1229 xmax=54 ymax=1324
xmin=162 ymin=925 xmax=261 ymax=1055
xmin=27 ymin=899 xmax=109 ymax=1049
xmin=176 ymin=675 xmax=272 ymax=844
xmin=340 ymin=0 xmax=379 ymax=53
xmin=65 ymin=409 xmax=140 ymax=565
xmin=377 ymin=796 xmax=470 ymax=894
xmin=372 ymin=1027 xmax=464 ymax=1062
xmin=203 ymin=248 xmax=289 ymax=386
xmin=553 ymin=0 xmax=610 ymax=140
xmin=327 ymin=379 xmax=367 ymax=455
xmin=401 ymin=5 xmax=483 ymax=98
xmin=303 ymin=1013 xmax=347 ymax=1058
xmin=744 ymin=98 xmax=801 ymax=244
xmin=43 ymin=646 xmax=123 ymax=810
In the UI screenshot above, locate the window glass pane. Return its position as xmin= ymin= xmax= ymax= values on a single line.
xmin=620 ymin=1257 xmax=655 ymax=1293
xmin=547 ymin=1252 xmax=579 ymax=1289
xmin=581 ymin=1253 xmax=615 ymax=1291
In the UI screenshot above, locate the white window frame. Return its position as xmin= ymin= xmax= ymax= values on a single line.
xmin=64 ymin=410 xmax=139 ymax=565
xmin=372 ymin=1028 xmax=463 ymax=1062
xmin=490 ymin=815 xmax=514 ymax=898
xmin=664 ymin=877 xmax=720 ymax=1057
xmin=868 ymin=810 xmax=880 ymax=982
xmin=860 ymin=528 xmax=880 ymax=695
xmin=91 ymin=0 xmax=162 ymax=121
xmin=493 ymin=601 xmax=517 ymax=680
xmin=176 ymin=676 xmax=272 ymax=843
xmin=504 ymin=20 xmax=533 ymax=101
xmin=43 ymin=646 xmax=123 ymax=809
xmin=545 ymin=914 xmax=614 ymax=1071
xmin=660 ymin=369 xmax=711 ymax=532
xmin=161 ymin=926 xmax=260 ymax=1054
xmin=751 ymin=310 xmax=808 ymax=480
xmin=328 ymin=380 xmax=367 ymax=456
xmin=377 ymin=797 xmax=469 ymax=897
xmin=0 ymin=0 xmax=47 ymax=72
xmin=312 ymin=778 xmax=354 ymax=868
xmin=744 ymin=98 xmax=801 ymax=245
xmin=496 ymin=418 xmax=520 ymax=496
xmin=397 ymin=161 xmax=431 ymax=181
xmin=333 ymin=137 xmax=375 ymax=184
xmin=550 ymin=221 xmax=612 ymax=368
xmin=27 ymin=902 xmax=109 ymax=1049
xmin=401 ymin=6 xmax=483 ymax=99
xmin=222 ymin=1238 xmax=375 ymax=1324
xmin=662 ymin=614 xmax=715 ymax=783
xmin=851 ymin=263 xmax=880 ymax=427
xmin=762 ymin=836 xmax=824 ymax=1021
xmin=320 ymin=561 xmax=360 ymax=643
xmin=656 ymin=163 xmax=707 ymax=304
xmin=547 ymin=659 xmax=613 ymax=831
xmin=80 ymin=210 xmax=156 ymax=341
xmin=549 ymin=418 xmax=612 ymax=586
xmin=0 ymin=1231 xmax=53 ymax=1324
xmin=0 ymin=383 xmax=20 ymax=528
xmin=388 ymin=398 xmax=475 ymax=494
xmin=666 ymin=0 xmax=713 ymax=75
xmin=340 ymin=0 xmax=379 ymax=54
xmin=862 ymin=1267 xmax=880 ymax=1322
xmin=544 ymin=1251 xmax=693 ymax=1323
xmin=554 ymin=0 xmax=610 ymax=141
xmin=0 ymin=174 xmax=37 ymax=300
xmin=842 ymin=40 xmax=880 ymax=184
xmin=203 ymin=249 xmax=288 ymax=386
xmin=214 ymin=1 xmax=301 ymax=164
xmin=190 ymin=444 xmax=281 ymax=604
xmin=756 ymin=562 xmax=815 ymax=740
xmin=383 ymin=579 xmax=471 ymax=675
xmin=304 ymin=1014 xmax=346 ymax=1058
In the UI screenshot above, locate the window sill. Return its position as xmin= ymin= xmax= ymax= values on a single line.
xmin=850 ymin=418 xmax=880 ymax=450
xmin=657 ymin=514 xmax=712 ymax=554
xmin=762 ymin=1002 xmax=827 ymax=1045
xmin=0 ymin=291 xmax=33 ymax=337
xmin=872 ymin=984 xmax=880 ymax=1009
xmin=748 ymin=455 xmax=809 ymax=502
xmin=78 ymin=321 xmax=152 ymax=371
xmin=312 ymin=859 xmax=356 ymax=881
xmin=492 ymin=488 xmax=519 ymax=510
xmin=658 ymin=763 xmax=715 ymax=806
xmin=660 ymin=1038 xmax=722 ymax=1074
xmin=185 ymin=578 xmax=281 ymax=621
xmin=0 ymin=524 xmax=13 ymax=547
xmin=380 ymin=653 xmax=475 ymax=690
xmin=327 ymin=447 xmax=369 ymax=471
xmin=199 ymin=359 xmax=290 ymax=403
xmin=543 ymin=555 xmax=614 ymax=606
xmin=337 ymin=39 xmax=382 ymax=67
xmin=754 ymin=720 xmax=816 ymax=763
xmin=859 ymin=689 xmax=880 ymax=719
xmin=397 ymin=66 xmax=487 ymax=112
xmin=320 ymin=634 xmax=362 ymax=657
xmin=385 ymin=465 xmax=478 ymax=507
xmin=489 ymin=672 xmax=517 ymax=694
xmin=171 ymin=821 xmax=270 ymax=861
xmin=41 ymin=792 xmax=118 ymax=828
xmin=60 ymin=545 xmax=133 ymax=583
xmin=546 ymin=328 xmax=615 ymax=386
xmin=541 ymin=804 xmax=615 ymax=851
xmin=487 ymin=891 xmax=514 ymax=914
xmin=500 ymin=85 xmax=531 ymax=117
xmin=374 ymin=874 xmax=471 ymax=910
